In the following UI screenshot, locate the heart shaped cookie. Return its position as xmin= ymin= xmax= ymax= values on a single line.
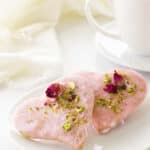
xmin=12 ymin=70 xmax=147 ymax=150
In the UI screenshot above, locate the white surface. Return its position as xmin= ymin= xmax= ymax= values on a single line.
xmin=1 ymin=17 xmax=150 ymax=149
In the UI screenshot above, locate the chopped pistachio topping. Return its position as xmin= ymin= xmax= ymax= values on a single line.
xmin=68 ymin=82 xmax=76 ymax=90
xmin=104 ymin=74 xmax=112 ymax=85
xmin=66 ymin=112 xmax=77 ymax=122
xmin=109 ymin=101 xmax=116 ymax=108
xmin=61 ymin=89 xmax=73 ymax=100
xmin=44 ymin=82 xmax=87 ymax=132
xmin=66 ymin=114 xmax=71 ymax=120
xmin=128 ymin=85 xmax=137 ymax=93
xmin=96 ymin=98 xmax=121 ymax=113
xmin=70 ymin=110 xmax=78 ymax=117
xmin=74 ymin=95 xmax=80 ymax=103
xmin=117 ymin=93 xmax=124 ymax=104
xmin=64 ymin=114 xmax=87 ymax=131
xmin=76 ymin=106 xmax=85 ymax=113
xmin=64 ymin=102 xmax=74 ymax=109
xmin=113 ymin=106 xmax=121 ymax=113
xmin=63 ymin=106 xmax=86 ymax=132
xmin=96 ymin=99 xmax=109 ymax=107
xmin=63 ymin=122 xmax=72 ymax=131
xmin=98 ymin=71 xmax=138 ymax=114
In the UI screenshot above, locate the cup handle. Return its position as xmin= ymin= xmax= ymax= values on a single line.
xmin=85 ymin=0 xmax=119 ymax=39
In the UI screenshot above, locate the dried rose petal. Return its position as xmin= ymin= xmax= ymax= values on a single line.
xmin=114 ymin=70 xmax=123 ymax=85
xmin=104 ymin=83 xmax=117 ymax=93
xmin=45 ymin=83 xmax=60 ymax=98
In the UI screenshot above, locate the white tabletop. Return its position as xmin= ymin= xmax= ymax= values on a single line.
xmin=1 ymin=17 xmax=150 ymax=149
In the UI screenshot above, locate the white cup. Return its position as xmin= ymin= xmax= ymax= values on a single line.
xmin=85 ymin=0 xmax=150 ymax=56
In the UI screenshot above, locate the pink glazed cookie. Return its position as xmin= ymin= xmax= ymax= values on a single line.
xmin=13 ymin=70 xmax=147 ymax=149
xmin=13 ymin=73 xmax=96 ymax=150
xmin=92 ymin=69 xmax=147 ymax=134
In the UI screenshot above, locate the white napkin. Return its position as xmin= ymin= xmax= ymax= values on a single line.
xmin=0 ymin=0 xmax=63 ymax=88
xmin=0 ymin=0 xmax=62 ymax=29
xmin=0 ymin=26 xmax=62 ymax=89
xmin=0 ymin=0 xmax=113 ymax=88
xmin=62 ymin=0 xmax=113 ymax=17
xmin=0 ymin=0 xmax=112 ymax=30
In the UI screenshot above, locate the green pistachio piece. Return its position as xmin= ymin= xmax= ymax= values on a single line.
xmin=66 ymin=114 xmax=76 ymax=121
xmin=108 ymin=101 xmax=116 ymax=108
xmin=96 ymin=99 xmax=108 ymax=107
xmin=64 ymin=102 xmax=74 ymax=109
xmin=104 ymin=74 xmax=112 ymax=85
xmin=76 ymin=106 xmax=85 ymax=113
xmin=62 ymin=91 xmax=72 ymax=100
xmin=113 ymin=106 xmax=121 ymax=113
xmin=96 ymin=98 xmax=121 ymax=113
xmin=74 ymin=95 xmax=80 ymax=103
xmin=128 ymin=88 xmax=134 ymax=93
xmin=128 ymin=85 xmax=137 ymax=93
xmin=117 ymin=93 xmax=124 ymax=104
xmin=68 ymin=82 xmax=76 ymax=90
xmin=71 ymin=110 xmax=78 ymax=117
xmin=66 ymin=114 xmax=70 ymax=119
xmin=63 ymin=122 xmax=72 ymax=131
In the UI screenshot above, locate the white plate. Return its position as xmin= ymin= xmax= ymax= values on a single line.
xmin=10 ymin=84 xmax=150 ymax=150
xmin=96 ymin=26 xmax=150 ymax=72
